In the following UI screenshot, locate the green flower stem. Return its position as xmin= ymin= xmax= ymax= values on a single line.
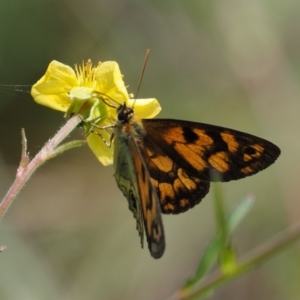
xmin=212 ymin=182 xmax=229 ymax=255
xmin=177 ymin=221 xmax=300 ymax=300
xmin=0 ymin=115 xmax=82 ymax=219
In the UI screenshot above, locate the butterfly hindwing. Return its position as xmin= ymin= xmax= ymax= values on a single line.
xmin=113 ymin=116 xmax=165 ymax=258
xmin=138 ymin=131 xmax=210 ymax=214
xmin=142 ymin=119 xmax=280 ymax=182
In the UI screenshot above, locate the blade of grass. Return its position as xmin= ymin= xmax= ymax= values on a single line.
xmin=182 ymin=195 xmax=254 ymax=290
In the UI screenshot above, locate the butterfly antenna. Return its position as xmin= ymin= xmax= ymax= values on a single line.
xmin=132 ymin=49 xmax=150 ymax=107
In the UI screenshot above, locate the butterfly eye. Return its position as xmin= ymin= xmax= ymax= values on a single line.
xmin=117 ymin=104 xmax=134 ymax=122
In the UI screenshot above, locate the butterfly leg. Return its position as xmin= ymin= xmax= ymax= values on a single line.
xmin=91 ymin=131 xmax=115 ymax=147
xmin=88 ymin=124 xmax=116 ymax=147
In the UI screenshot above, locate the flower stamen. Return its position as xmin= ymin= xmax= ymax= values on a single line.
xmin=74 ymin=59 xmax=101 ymax=89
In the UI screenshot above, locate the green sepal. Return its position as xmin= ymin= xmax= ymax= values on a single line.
xmin=65 ymin=87 xmax=109 ymax=127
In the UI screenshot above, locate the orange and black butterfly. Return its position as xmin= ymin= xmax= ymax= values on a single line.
xmin=110 ymin=102 xmax=280 ymax=259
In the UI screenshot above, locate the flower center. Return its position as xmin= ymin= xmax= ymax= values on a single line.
xmin=74 ymin=59 xmax=101 ymax=89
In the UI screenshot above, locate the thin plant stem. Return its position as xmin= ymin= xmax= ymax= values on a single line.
xmin=0 ymin=115 xmax=82 ymax=219
xmin=176 ymin=222 xmax=300 ymax=300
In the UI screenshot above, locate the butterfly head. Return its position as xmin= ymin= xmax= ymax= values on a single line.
xmin=117 ymin=103 xmax=134 ymax=123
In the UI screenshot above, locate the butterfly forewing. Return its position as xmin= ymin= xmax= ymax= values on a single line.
xmin=142 ymin=119 xmax=280 ymax=182
xmin=127 ymin=137 xmax=165 ymax=258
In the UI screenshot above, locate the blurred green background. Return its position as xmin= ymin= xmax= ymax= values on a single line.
xmin=0 ymin=0 xmax=300 ymax=299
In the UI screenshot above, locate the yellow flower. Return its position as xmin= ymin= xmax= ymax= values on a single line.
xmin=31 ymin=60 xmax=161 ymax=165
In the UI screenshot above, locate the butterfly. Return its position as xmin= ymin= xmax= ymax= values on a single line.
xmin=95 ymin=101 xmax=280 ymax=259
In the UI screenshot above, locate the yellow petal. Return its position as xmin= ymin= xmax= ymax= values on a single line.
xmin=86 ymin=123 xmax=114 ymax=166
xmin=95 ymin=61 xmax=129 ymax=105
xmin=128 ymin=98 xmax=161 ymax=119
xmin=31 ymin=61 xmax=79 ymax=112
